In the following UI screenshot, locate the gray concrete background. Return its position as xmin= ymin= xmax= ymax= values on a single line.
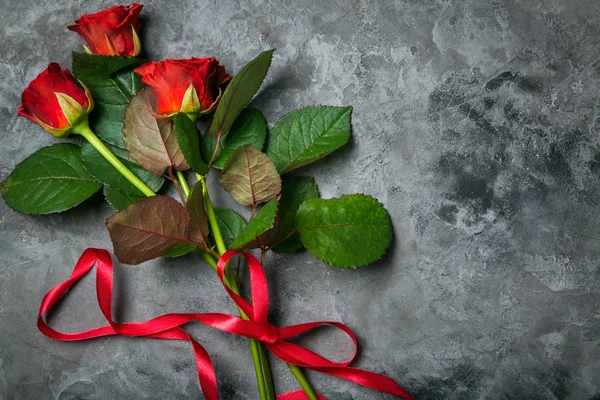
xmin=2 ymin=0 xmax=600 ymax=398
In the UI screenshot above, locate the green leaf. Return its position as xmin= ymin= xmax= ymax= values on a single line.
xmin=162 ymin=243 xmax=197 ymax=258
xmin=72 ymin=53 xmax=141 ymax=77
xmin=295 ymin=194 xmax=392 ymax=268
xmin=266 ymin=106 xmax=352 ymax=174
xmin=207 ymin=50 xmax=274 ymax=140
xmin=219 ymin=144 xmax=281 ymax=206
xmin=122 ymin=88 xmax=189 ymax=175
xmin=99 ymin=140 xmax=134 ymax=161
xmin=272 ymin=176 xmax=319 ymax=253
xmin=213 ymin=208 xmax=247 ymax=248
xmin=230 ymin=198 xmax=279 ymax=250
xmin=72 ymin=52 xmax=144 ymax=148
xmin=105 ymin=196 xmax=192 ymax=265
xmin=203 ymin=108 xmax=267 ymax=169
xmin=103 ymin=186 xmax=142 ymax=211
xmin=1 ymin=144 xmax=101 ymax=215
xmin=81 ymin=142 xmax=164 ymax=197
xmin=186 ymin=181 xmax=209 ymax=246
xmin=174 ymin=113 xmax=208 ymax=175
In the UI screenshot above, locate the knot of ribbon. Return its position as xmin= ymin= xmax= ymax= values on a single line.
xmin=37 ymin=248 xmax=413 ymax=400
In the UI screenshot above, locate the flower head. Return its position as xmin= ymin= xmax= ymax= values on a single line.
xmin=68 ymin=3 xmax=143 ymax=57
xmin=18 ymin=63 xmax=94 ymax=137
xmin=134 ymin=57 xmax=230 ymax=118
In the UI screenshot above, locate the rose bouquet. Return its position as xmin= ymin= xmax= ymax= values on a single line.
xmin=2 ymin=4 xmax=412 ymax=399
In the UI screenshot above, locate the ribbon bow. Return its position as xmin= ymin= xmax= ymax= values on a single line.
xmin=38 ymin=248 xmax=413 ymax=399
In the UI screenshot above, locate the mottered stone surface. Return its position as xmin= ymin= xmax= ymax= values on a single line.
xmin=2 ymin=0 xmax=600 ymax=398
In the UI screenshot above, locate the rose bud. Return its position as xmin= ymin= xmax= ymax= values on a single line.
xmin=134 ymin=57 xmax=230 ymax=118
xmin=67 ymin=3 xmax=143 ymax=57
xmin=18 ymin=63 xmax=94 ymax=138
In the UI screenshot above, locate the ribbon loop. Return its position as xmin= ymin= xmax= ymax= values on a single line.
xmin=37 ymin=248 xmax=413 ymax=400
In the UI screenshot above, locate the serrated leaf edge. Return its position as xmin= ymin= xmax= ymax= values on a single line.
xmin=267 ymin=105 xmax=353 ymax=174
xmin=230 ymin=199 xmax=279 ymax=250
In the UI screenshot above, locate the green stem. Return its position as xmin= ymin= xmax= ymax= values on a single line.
xmin=288 ymin=365 xmax=319 ymax=400
xmin=176 ymin=170 xmax=190 ymax=198
xmin=197 ymin=174 xmax=227 ymax=255
xmin=198 ymin=248 xmax=217 ymax=270
xmin=199 ymin=174 xmax=317 ymax=399
xmin=259 ymin=251 xmax=276 ymax=400
xmin=250 ymin=340 xmax=269 ymax=400
xmin=76 ymin=123 xmax=155 ymax=197
xmin=199 ymin=249 xmax=269 ymax=399
xmin=198 ymin=174 xmax=271 ymax=400
xmin=200 ymin=251 xmax=318 ymax=400
xmin=258 ymin=341 xmax=276 ymax=400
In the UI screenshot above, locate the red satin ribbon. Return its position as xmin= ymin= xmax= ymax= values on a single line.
xmin=37 ymin=248 xmax=413 ymax=400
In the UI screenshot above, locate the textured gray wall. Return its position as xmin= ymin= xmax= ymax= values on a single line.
xmin=2 ymin=0 xmax=600 ymax=399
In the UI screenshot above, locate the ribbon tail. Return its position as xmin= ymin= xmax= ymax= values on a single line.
xmin=178 ymin=329 xmax=219 ymax=400
xmin=143 ymin=327 xmax=220 ymax=399
xmin=309 ymin=366 xmax=413 ymax=400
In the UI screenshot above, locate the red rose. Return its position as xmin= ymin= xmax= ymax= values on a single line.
xmin=67 ymin=3 xmax=143 ymax=57
xmin=134 ymin=57 xmax=230 ymax=117
xmin=18 ymin=63 xmax=94 ymax=137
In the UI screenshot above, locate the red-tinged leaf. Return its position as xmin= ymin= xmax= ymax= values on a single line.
xmin=122 ymin=88 xmax=189 ymax=175
xmin=186 ymin=181 xmax=209 ymax=246
xmin=219 ymin=144 xmax=281 ymax=206
xmin=105 ymin=196 xmax=192 ymax=265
